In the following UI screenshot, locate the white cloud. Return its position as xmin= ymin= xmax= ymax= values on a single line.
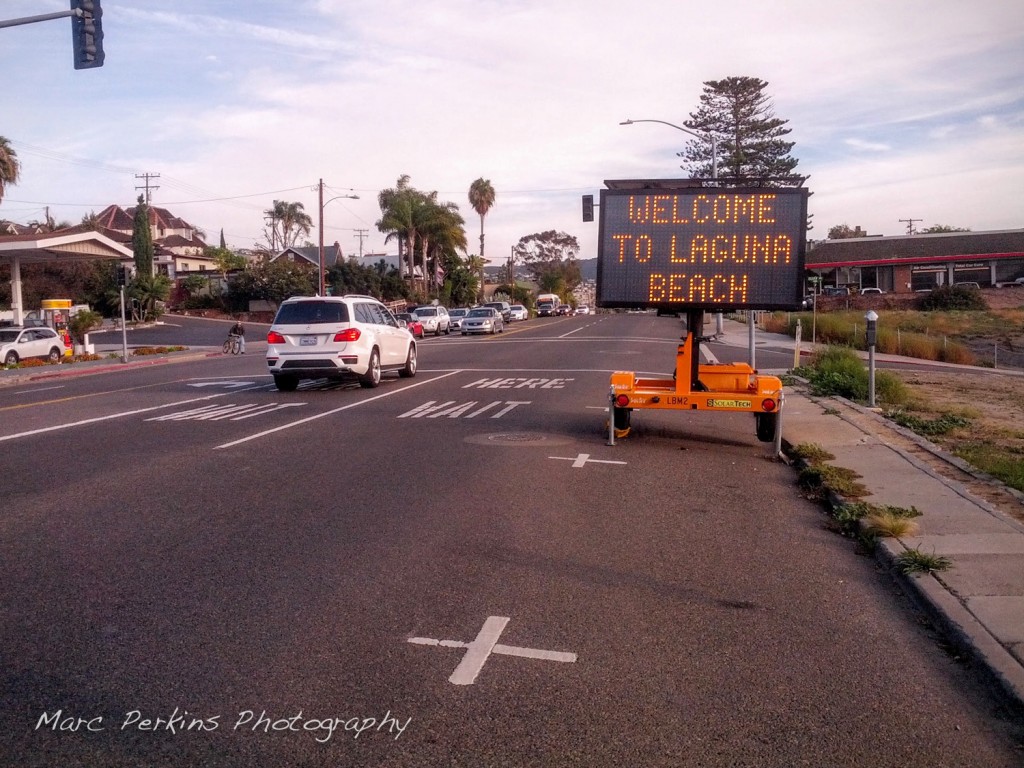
xmin=1 ymin=0 xmax=1021 ymax=256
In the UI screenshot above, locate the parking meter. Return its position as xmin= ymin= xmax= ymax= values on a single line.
xmin=865 ymin=310 xmax=878 ymax=347
xmin=865 ymin=310 xmax=878 ymax=406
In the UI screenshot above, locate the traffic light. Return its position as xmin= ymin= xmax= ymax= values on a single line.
xmin=70 ymin=0 xmax=104 ymax=70
xmin=582 ymin=194 xmax=594 ymax=222
xmin=116 ymin=264 xmax=126 ymax=287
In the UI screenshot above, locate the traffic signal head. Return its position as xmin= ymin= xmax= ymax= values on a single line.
xmin=71 ymin=0 xmax=104 ymax=70
xmin=582 ymin=194 xmax=594 ymax=222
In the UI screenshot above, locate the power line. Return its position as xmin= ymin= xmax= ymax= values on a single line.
xmin=899 ymin=217 xmax=922 ymax=235
xmin=134 ymin=172 xmax=160 ymax=204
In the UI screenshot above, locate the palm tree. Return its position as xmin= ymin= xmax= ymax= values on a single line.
xmin=264 ymin=200 xmax=313 ymax=250
xmin=418 ymin=199 xmax=466 ymax=294
xmin=468 ymin=178 xmax=495 ymax=301
xmin=377 ymin=175 xmax=427 ymax=286
xmin=0 ymin=136 xmax=21 ymax=204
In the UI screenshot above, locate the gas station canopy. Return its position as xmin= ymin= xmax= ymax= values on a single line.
xmin=0 ymin=229 xmax=133 ymax=324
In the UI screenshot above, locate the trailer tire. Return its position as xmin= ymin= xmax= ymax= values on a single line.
xmin=755 ymin=412 xmax=778 ymax=443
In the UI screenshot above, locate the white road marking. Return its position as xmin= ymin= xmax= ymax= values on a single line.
xmin=409 ymin=616 xmax=577 ymax=686
xmin=550 ymin=453 xmax=628 ymax=468
xmin=146 ymin=403 xmax=305 ymax=422
xmin=187 ymin=381 xmax=258 ymax=389
xmin=13 ymin=385 xmax=65 ymax=394
xmin=0 ymin=393 xmax=244 ymax=443
xmin=214 ymin=371 xmax=463 ymax=449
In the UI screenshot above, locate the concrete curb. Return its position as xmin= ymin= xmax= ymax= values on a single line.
xmin=873 ymin=535 xmax=1024 ymax=713
xmin=782 ymin=411 xmax=1024 ymax=713
xmin=0 ymin=350 xmax=219 ymax=387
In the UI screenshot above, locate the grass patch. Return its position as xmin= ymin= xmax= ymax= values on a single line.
xmin=798 ymin=464 xmax=869 ymax=501
xmin=132 ymin=346 xmax=187 ymax=356
xmin=895 ymin=547 xmax=953 ymax=576
xmin=953 ymin=442 xmax=1024 ymax=494
xmin=885 ymin=409 xmax=972 ymax=436
xmin=863 ymin=511 xmax=920 ymax=539
xmin=789 ymin=442 xmax=834 ymax=463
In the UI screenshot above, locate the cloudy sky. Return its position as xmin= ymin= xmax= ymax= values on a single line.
xmin=1 ymin=0 xmax=1021 ymax=264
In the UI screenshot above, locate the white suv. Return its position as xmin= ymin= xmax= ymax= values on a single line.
xmin=266 ymin=295 xmax=416 ymax=391
xmin=412 ymin=305 xmax=451 ymax=336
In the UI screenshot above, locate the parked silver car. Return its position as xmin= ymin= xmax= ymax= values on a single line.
xmin=461 ymin=307 xmax=504 ymax=335
xmin=448 ymin=307 xmax=470 ymax=331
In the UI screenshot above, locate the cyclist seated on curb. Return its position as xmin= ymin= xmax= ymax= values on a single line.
xmin=229 ymin=320 xmax=245 ymax=353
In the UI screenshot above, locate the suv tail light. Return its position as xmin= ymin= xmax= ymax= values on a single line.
xmin=333 ymin=328 xmax=361 ymax=342
xmin=267 ymin=331 xmax=286 ymax=344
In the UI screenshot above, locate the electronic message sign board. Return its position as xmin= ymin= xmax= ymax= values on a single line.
xmin=596 ymin=182 xmax=808 ymax=311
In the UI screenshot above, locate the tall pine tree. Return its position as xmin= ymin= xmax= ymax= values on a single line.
xmin=681 ymin=76 xmax=800 ymax=185
xmin=132 ymin=194 xmax=154 ymax=277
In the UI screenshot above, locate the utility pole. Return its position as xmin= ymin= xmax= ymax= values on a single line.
xmin=899 ymin=217 xmax=922 ymax=235
xmin=135 ymin=172 xmax=160 ymax=204
xmin=352 ymin=229 xmax=368 ymax=259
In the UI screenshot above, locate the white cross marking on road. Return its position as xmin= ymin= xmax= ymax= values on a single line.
xmin=408 ymin=616 xmax=577 ymax=685
xmin=549 ymin=453 xmax=627 ymax=468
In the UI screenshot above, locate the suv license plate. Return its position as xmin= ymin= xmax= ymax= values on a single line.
xmin=300 ymin=335 xmax=318 ymax=346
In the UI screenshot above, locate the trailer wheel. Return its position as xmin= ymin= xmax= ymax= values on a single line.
xmin=610 ymin=406 xmax=632 ymax=437
xmin=755 ymin=412 xmax=778 ymax=443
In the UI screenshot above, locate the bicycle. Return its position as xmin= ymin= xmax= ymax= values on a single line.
xmin=223 ymin=334 xmax=243 ymax=355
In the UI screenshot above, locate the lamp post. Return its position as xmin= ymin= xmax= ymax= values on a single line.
xmin=317 ymin=178 xmax=359 ymax=296
xmin=619 ymin=119 xmax=718 ymax=179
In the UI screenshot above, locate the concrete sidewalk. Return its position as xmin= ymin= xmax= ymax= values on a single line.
xmin=712 ymin=317 xmax=1024 ymax=709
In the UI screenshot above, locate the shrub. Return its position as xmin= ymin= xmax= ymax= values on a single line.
xmin=916 ymin=285 xmax=987 ymax=311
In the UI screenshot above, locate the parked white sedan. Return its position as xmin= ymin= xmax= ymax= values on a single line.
xmin=0 ymin=326 xmax=66 ymax=365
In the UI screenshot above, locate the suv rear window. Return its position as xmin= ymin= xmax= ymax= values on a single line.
xmin=274 ymin=301 xmax=349 ymax=324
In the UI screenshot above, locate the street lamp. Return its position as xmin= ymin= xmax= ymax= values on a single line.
xmin=619 ymin=118 xmax=718 ymax=179
xmin=317 ymin=178 xmax=359 ymax=296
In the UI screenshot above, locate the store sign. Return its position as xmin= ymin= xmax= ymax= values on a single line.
xmin=597 ymin=185 xmax=808 ymax=310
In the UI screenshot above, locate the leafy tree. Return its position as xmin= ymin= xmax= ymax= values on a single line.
xmin=0 ymin=136 xmax=20 ymax=204
xmin=681 ymin=76 xmax=800 ymax=184
xmin=227 ymin=256 xmax=316 ymax=310
xmin=828 ymin=224 xmax=868 ymax=240
xmin=919 ymin=224 xmax=971 ymax=234
xmin=262 ymin=200 xmax=313 ymax=250
xmin=514 ymin=230 xmax=581 ymax=295
xmin=208 ymin=247 xmax=247 ymax=278
xmin=468 ymin=178 xmax=496 ymax=301
xmin=80 ymin=211 xmax=102 ymax=230
xmin=131 ymin=195 xmax=154 ymax=277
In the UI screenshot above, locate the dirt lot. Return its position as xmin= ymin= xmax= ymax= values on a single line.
xmin=875 ymin=367 xmax=1024 ymax=525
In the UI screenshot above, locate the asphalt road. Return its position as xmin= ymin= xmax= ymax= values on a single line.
xmin=2 ymin=313 xmax=1022 ymax=767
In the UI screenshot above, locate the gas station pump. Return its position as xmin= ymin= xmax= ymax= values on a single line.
xmin=40 ymin=299 xmax=74 ymax=357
